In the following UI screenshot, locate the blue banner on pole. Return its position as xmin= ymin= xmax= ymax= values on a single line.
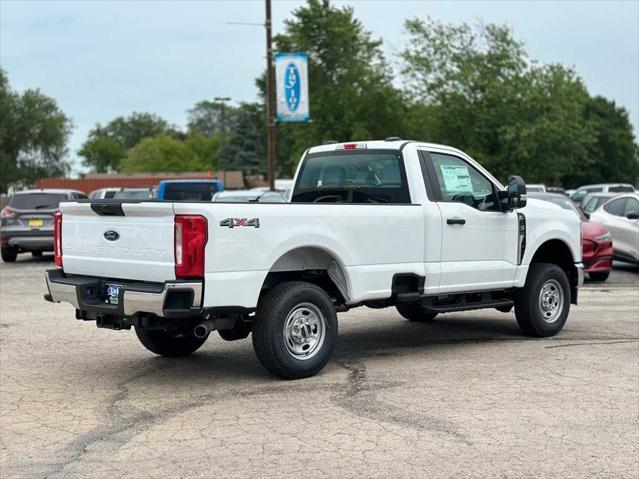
xmin=275 ymin=52 xmax=309 ymax=122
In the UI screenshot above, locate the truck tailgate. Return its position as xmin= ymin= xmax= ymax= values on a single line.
xmin=60 ymin=202 xmax=176 ymax=282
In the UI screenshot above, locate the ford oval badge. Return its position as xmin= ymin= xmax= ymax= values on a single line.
xmin=284 ymin=62 xmax=301 ymax=112
xmin=104 ymin=230 xmax=120 ymax=242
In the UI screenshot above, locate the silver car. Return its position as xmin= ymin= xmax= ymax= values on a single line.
xmin=589 ymin=193 xmax=639 ymax=264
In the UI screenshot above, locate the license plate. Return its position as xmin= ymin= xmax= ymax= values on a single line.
xmin=28 ymin=219 xmax=44 ymax=228
xmin=104 ymin=284 xmax=121 ymax=305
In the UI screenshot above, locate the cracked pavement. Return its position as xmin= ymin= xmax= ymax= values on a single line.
xmin=1 ymin=257 xmax=638 ymax=478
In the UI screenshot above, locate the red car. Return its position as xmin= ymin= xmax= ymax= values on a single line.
xmin=581 ymin=221 xmax=613 ymax=281
xmin=530 ymin=193 xmax=613 ymax=281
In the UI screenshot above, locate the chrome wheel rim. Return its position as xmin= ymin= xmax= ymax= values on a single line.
xmin=538 ymin=279 xmax=564 ymax=324
xmin=283 ymin=302 xmax=326 ymax=360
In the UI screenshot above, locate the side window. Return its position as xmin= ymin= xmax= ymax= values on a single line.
xmin=604 ymin=198 xmax=627 ymax=216
xmin=583 ymin=198 xmax=598 ymax=214
xmin=609 ymin=186 xmax=634 ymax=193
xmin=427 ymin=153 xmax=499 ymax=211
xmin=624 ymin=198 xmax=639 ymax=216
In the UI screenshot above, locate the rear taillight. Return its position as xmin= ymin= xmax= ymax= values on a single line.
xmin=1 ymin=207 xmax=16 ymax=219
xmin=54 ymin=211 xmax=63 ymax=267
xmin=174 ymin=215 xmax=207 ymax=279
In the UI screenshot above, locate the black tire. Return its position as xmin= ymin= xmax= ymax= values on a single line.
xmin=1 ymin=246 xmax=17 ymax=263
xmin=396 ymin=303 xmax=438 ymax=322
xmin=515 ymin=263 xmax=571 ymax=337
xmin=218 ymin=318 xmax=252 ymax=341
xmin=588 ymin=271 xmax=610 ymax=282
xmin=252 ymin=281 xmax=338 ymax=379
xmin=31 ymin=251 xmax=43 ymax=257
xmin=134 ymin=326 xmax=208 ymax=357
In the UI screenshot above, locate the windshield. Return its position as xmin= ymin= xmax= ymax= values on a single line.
xmin=9 ymin=193 xmax=67 ymax=210
xmin=292 ymin=151 xmax=410 ymax=204
xmin=163 ymin=183 xmax=219 ymax=201
xmin=114 ymin=190 xmax=153 ymax=199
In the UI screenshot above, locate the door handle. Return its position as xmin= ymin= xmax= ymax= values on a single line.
xmin=447 ymin=218 xmax=466 ymax=225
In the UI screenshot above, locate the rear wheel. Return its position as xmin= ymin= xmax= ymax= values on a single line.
xmin=588 ymin=271 xmax=609 ymax=282
xmin=396 ymin=303 xmax=438 ymax=322
xmin=1 ymin=246 xmax=17 ymax=263
xmin=252 ymin=281 xmax=338 ymax=379
xmin=515 ymin=263 xmax=570 ymax=337
xmin=134 ymin=326 xmax=208 ymax=357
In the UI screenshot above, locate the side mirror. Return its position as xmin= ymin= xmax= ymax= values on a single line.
xmin=505 ymin=176 xmax=527 ymax=210
xmin=626 ymin=211 xmax=639 ymax=220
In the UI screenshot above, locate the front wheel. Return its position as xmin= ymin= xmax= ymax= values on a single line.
xmin=515 ymin=263 xmax=571 ymax=337
xmin=252 ymin=281 xmax=338 ymax=379
xmin=134 ymin=326 xmax=208 ymax=357
xmin=588 ymin=271 xmax=609 ymax=282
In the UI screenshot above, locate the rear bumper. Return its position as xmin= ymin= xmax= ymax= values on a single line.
xmin=1 ymin=229 xmax=53 ymax=250
xmin=44 ymin=269 xmax=203 ymax=318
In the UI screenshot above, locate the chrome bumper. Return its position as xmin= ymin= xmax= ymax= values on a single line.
xmin=45 ymin=269 xmax=203 ymax=318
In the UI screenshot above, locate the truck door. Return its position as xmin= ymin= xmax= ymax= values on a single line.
xmin=420 ymin=150 xmax=518 ymax=293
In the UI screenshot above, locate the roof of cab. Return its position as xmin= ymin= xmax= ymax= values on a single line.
xmin=307 ymin=139 xmax=464 ymax=156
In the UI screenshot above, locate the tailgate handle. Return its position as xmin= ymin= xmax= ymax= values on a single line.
xmin=91 ymin=203 xmax=125 ymax=216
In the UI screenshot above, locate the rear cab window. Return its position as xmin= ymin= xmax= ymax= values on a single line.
xmin=163 ymin=183 xmax=220 ymax=201
xmin=9 ymin=193 xmax=67 ymax=210
xmin=292 ymin=150 xmax=411 ymax=204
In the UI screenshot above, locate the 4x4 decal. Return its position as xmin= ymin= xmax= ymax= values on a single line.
xmin=219 ymin=218 xmax=260 ymax=229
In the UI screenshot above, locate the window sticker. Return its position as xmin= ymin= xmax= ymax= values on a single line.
xmin=440 ymin=164 xmax=472 ymax=193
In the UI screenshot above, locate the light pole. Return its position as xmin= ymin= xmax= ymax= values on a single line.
xmin=214 ymin=96 xmax=231 ymax=185
xmin=265 ymin=0 xmax=276 ymax=191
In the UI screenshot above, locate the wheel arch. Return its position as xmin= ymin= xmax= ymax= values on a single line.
xmin=528 ymin=238 xmax=579 ymax=304
xmin=261 ymin=245 xmax=351 ymax=306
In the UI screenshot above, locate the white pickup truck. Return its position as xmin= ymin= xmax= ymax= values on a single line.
xmin=45 ymin=140 xmax=583 ymax=379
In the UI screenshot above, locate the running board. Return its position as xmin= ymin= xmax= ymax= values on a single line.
xmin=422 ymin=298 xmax=514 ymax=314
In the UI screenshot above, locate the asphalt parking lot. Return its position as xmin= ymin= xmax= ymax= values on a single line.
xmin=1 ymin=256 xmax=638 ymax=478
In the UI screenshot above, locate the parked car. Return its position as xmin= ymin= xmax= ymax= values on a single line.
xmin=546 ymin=186 xmax=566 ymax=195
xmin=589 ymin=193 xmax=639 ymax=264
xmin=45 ymin=140 xmax=583 ymax=379
xmin=251 ymin=179 xmax=295 ymax=200
xmin=526 ymin=184 xmax=546 ymax=193
xmin=157 ymin=180 xmax=223 ymax=201
xmin=113 ymin=188 xmax=155 ymax=200
xmin=1 ymin=189 xmax=87 ymax=262
xmin=212 ymin=190 xmax=287 ymax=203
xmin=581 ymin=192 xmax=620 ymax=217
xmin=529 ymin=193 xmax=613 ymax=281
xmin=89 ymin=188 xmax=121 ymax=199
xmin=571 ymin=183 xmax=635 ymax=207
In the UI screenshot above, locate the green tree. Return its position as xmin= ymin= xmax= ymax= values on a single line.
xmin=401 ymin=18 xmax=594 ymax=185
xmin=185 ymin=131 xmax=222 ymax=170
xmin=224 ymin=102 xmax=267 ymax=177
xmin=187 ymin=100 xmax=237 ymax=138
xmin=272 ymin=0 xmax=405 ymax=174
xmin=0 ymin=69 xmax=72 ymax=193
xmin=120 ymin=134 xmax=200 ymax=173
xmin=561 ymin=96 xmax=638 ymax=187
xmin=79 ymin=112 xmax=178 ymax=172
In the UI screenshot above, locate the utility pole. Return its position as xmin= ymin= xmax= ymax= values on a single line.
xmin=214 ymin=96 xmax=231 ymax=186
xmin=265 ymin=0 xmax=276 ymax=191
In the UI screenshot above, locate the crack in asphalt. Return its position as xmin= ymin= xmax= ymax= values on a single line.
xmin=545 ymin=339 xmax=639 ymax=349
xmin=332 ymin=358 xmax=471 ymax=445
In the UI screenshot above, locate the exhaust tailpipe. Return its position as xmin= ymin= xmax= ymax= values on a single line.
xmin=194 ymin=317 xmax=234 ymax=339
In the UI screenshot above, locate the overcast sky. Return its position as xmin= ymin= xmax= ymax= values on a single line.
xmin=1 ymin=0 xmax=638 ymax=174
